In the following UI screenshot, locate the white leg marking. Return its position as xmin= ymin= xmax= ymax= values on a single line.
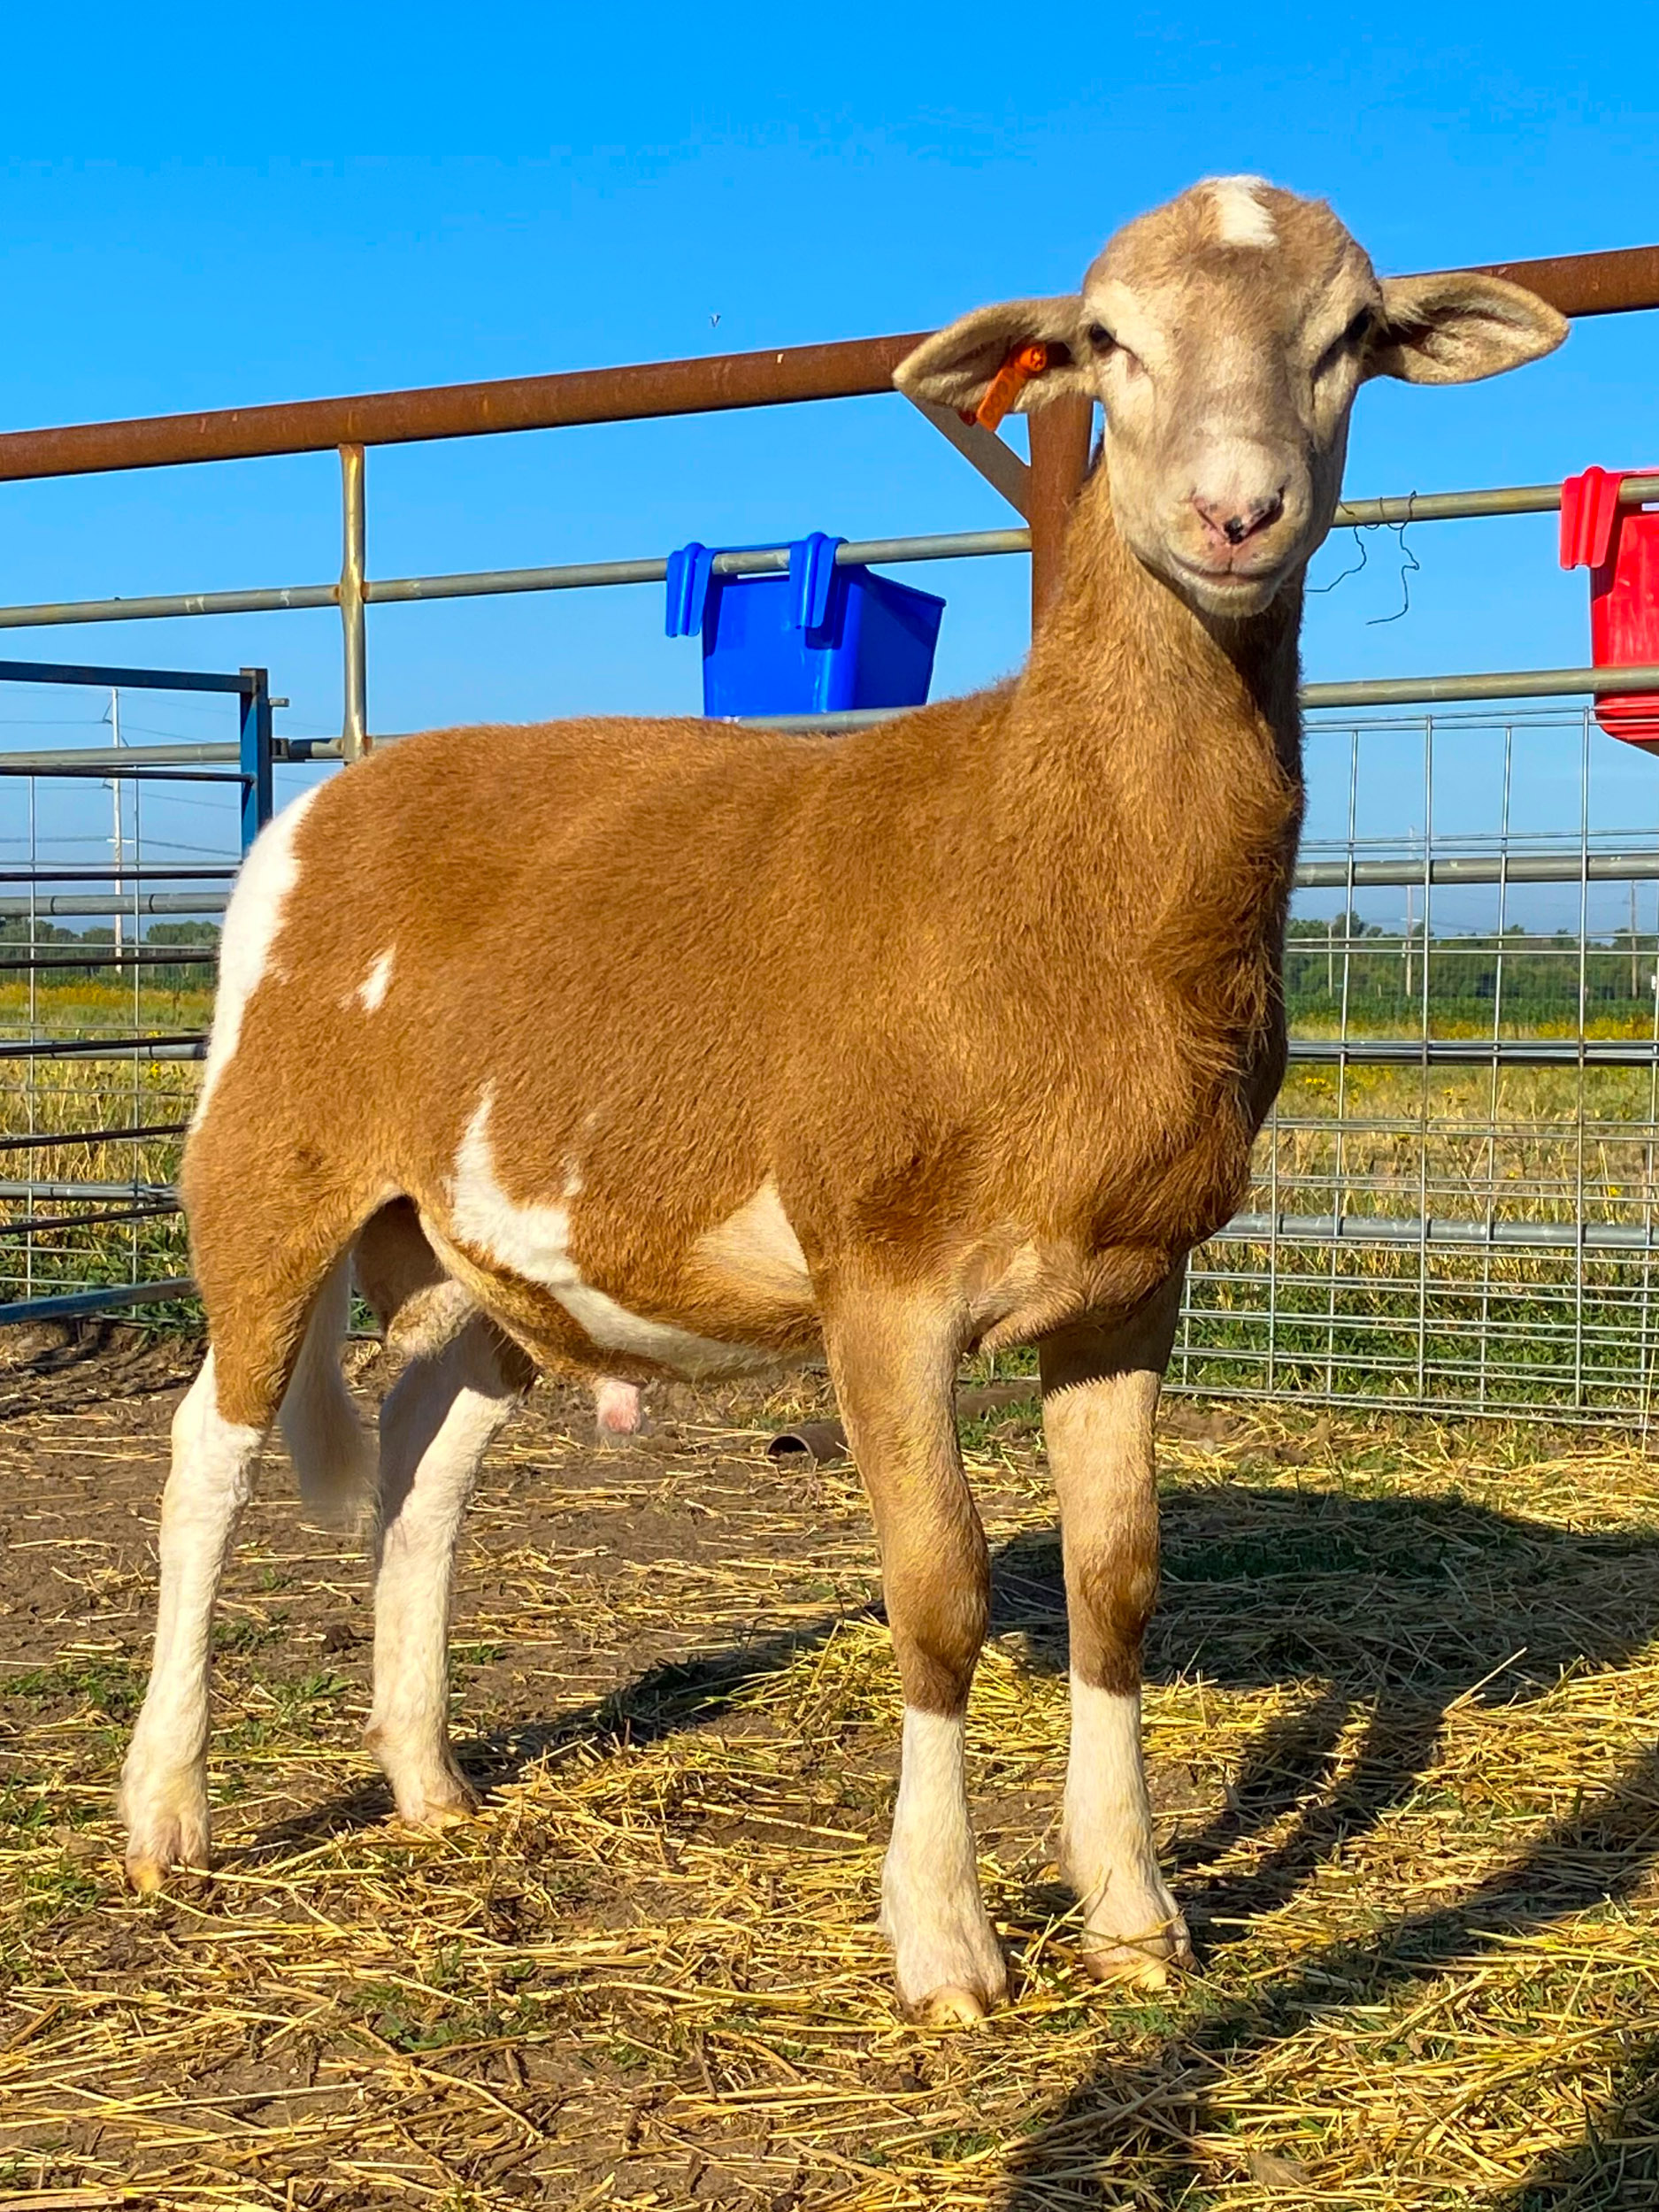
xmin=1062 ymin=1675 xmax=1191 ymax=1981
xmin=366 ymin=1324 xmax=522 ymax=1827
xmin=195 ymin=784 xmax=320 ymax=1120
xmin=444 ymin=1092 xmax=775 ymax=1377
xmin=119 ymin=1355 xmax=263 ymax=1889
xmin=354 ymin=946 xmax=396 ymax=1012
xmin=1207 ymin=174 xmax=1277 ymax=250
xmin=880 ymin=1708 xmax=1006 ymax=2020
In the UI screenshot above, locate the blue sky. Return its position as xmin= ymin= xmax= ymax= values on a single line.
xmin=1 ymin=3 xmax=1657 ymax=925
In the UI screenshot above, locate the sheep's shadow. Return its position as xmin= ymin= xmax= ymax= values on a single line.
xmin=255 ymin=1474 xmax=1659 ymax=1895
xmin=244 ymin=1469 xmax=1659 ymax=2203
xmin=992 ymin=1479 xmax=1659 ymax=2207
xmin=992 ymin=1475 xmax=1659 ymax=1944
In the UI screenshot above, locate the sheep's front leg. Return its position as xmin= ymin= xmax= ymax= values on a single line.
xmin=826 ymin=1281 xmax=1006 ymax=2024
xmin=1039 ymin=1270 xmax=1194 ymax=1985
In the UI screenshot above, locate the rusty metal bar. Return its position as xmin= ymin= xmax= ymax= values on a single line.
xmin=0 ymin=333 xmax=927 ymax=484
xmin=1472 ymin=242 xmax=1659 ymax=319
xmin=339 ymin=444 xmax=367 ymax=758
xmin=0 ymin=242 xmax=1649 ymax=489
xmin=900 ymin=394 xmax=1032 ymax=518
xmin=1026 ymin=397 xmax=1094 ymax=628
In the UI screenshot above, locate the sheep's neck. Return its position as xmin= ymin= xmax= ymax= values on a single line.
xmin=1006 ymin=461 xmax=1306 ymax=944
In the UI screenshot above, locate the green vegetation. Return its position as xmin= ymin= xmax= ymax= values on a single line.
xmin=1285 ymin=915 xmax=1659 ymax=1034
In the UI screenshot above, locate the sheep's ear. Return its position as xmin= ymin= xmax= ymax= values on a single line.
xmin=894 ymin=296 xmax=1093 ymax=417
xmin=1368 ymin=272 xmax=1568 ymax=385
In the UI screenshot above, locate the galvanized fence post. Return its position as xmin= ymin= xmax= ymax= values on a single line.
xmin=340 ymin=442 xmax=368 ymax=760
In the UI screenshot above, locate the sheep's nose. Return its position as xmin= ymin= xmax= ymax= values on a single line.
xmin=1192 ymin=489 xmax=1286 ymax=549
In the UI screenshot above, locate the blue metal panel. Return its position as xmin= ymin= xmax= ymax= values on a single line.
xmin=238 ymin=667 xmax=273 ymax=852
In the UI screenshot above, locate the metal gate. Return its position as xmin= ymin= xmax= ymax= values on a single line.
xmin=0 ymin=658 xmax=271 ymax=1324
xmin=2 ymin=236 xmax=1657 ymax=1419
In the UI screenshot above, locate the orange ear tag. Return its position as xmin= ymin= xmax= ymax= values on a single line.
xmin=963 ymin=342 xmax=1050 ymax=433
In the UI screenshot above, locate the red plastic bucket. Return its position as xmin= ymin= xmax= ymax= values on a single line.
xmin=1560 ymin=467 xmax=1659 ymax=749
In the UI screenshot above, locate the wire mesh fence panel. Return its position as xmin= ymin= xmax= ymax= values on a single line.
xmin=1176 ymin=704 xmax=1659 ymax=1421
xmin=7 ymin=673 xmax=1659 ymax=1421
xmin=0 ymin=670 xmax=255 ymax=1320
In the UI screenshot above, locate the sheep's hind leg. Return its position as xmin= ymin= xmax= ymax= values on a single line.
xmin=1039 ymin=1271 xmax=1194 ymax=1985
xmin=119 ymin=1353 xmax=266 ymax=1890
xmin=120 ymin=1217 xmax=348 ymax=1891
xmin=365 ymin=1316 xmax=531 ymax=1827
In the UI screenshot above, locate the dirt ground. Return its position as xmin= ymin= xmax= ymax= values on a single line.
xmin=4 ymin=1327 xmax=1659 ymax=2210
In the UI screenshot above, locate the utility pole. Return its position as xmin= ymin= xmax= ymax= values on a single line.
xmin=1632 ymin=879 xmax=1640 ymax=1000
xmin=1404 ymin=884 xmax=1414 ymax=1000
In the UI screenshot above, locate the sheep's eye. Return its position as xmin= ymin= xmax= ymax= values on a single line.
xmin=1341 ymin=306 xmax=1374 ymax=350
xmin=1314 ymin=306 xmax=1374 ymax=383
xmin=1086 ymin=322 xmax=1116 ymax=353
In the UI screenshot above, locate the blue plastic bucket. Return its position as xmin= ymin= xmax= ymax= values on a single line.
xmin=665 ymin=533 xmax=944 ymax=717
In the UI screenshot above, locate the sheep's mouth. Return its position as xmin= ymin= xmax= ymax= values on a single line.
xmin=1166 ymin=555 xmax=1289 ymax=611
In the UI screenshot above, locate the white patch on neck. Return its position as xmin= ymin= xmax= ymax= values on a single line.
xmin=195 ymin=784 xmax=321 ymax=1122
xmin=355 ymin=947 xmax=396 ymax=1012
xmin=444 ymin=1090 xmax=775 ymax=1379
xmin=1209 ymin=176 xmax=1276 ymax=250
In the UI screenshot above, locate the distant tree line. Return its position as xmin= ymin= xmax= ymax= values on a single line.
xmin=0 ymin=918 xmax=221 ymax=990
xmin=1285 ymin=914 xmax=1659 ymax=1029
xmin=3 ymin=910 xmax=1655 ymax=1033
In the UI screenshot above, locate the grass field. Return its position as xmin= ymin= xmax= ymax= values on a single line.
xmin=2 ymin=1352 xmax=1658 ymax=2208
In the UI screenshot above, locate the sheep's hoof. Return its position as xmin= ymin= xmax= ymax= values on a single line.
xmin=393 ymin=1790 xmax=480 ymax=1835
xmin=1078 ymin=1920 xmax=1195 ymax=1990
xmin=913 ymin=1983 xmax=994 ymax=2027
xmin=124 ymin=1851 xmax=172 ymax=1896
xmin=119 ymin=1765 xmax=211 ymax=1895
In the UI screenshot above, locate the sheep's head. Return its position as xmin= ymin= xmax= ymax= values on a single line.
xmin=895 ymin=179 xmax=1567 ymax=621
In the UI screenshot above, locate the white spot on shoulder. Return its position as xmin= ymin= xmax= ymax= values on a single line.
xmin=356 ymin=947 xmax=396 ymax=1013
xmin=695 ymin=1177 xmax=810 ymax=1299
xmin=444 ymin=1091 xmax=772 ymax=1379
xmin=1208 ymin=175 xmax=1276 ymax=250
xmin=195 ymin=784 xmax=321 ymax=1122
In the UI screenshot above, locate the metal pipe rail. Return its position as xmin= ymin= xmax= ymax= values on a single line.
xmin=0 ymin=233 xmax=1652 ymax=757
xmin=0 ymin=1279 xmax=195 ymax=1326
xmin=11 ymin=837 xmax=1659 ymax=924
xmin=0 ymin=481 xmax=1649 ymax=641
xmin=0 ymin=1121 xmax=188 ymax=1154
xmin=0 ymin=893 xmax=232 ymax=918
xmin=15 ymin=1191 xmax=1656 ymax=1247
xmin=6 ymin=1031 xmax=1655 ymax=1074
xmin=1220 ymin=1211 xmax=1659 ymax=1253
xmin=0 ymin=1036 xmax=205 ymax=1063
xmin=12 ymin=651 xmax=1655 ymax=757
xmin=0 ymin=241 xmax=1652 ymax=485
xmin=1286 ymin=1037 xmax=1659 ymax=1067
